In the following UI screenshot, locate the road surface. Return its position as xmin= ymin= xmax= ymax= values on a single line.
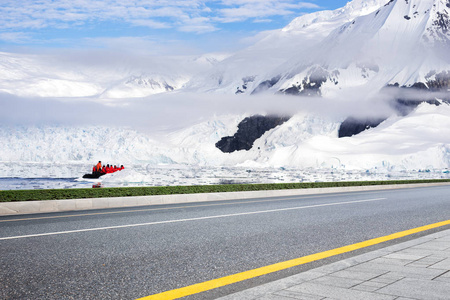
xmin=1 ymin=185 xmax=449 ymax=299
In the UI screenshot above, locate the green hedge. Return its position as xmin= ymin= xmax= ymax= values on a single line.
xmin=1 ymin=179 xmax=450 ymax=202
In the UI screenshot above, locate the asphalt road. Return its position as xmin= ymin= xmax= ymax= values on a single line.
xmin=1 ymin=185 xmax=450 ymax=299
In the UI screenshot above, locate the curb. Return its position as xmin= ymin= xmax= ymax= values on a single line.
xmin=1 ymin=182 xmax=449 ymax=216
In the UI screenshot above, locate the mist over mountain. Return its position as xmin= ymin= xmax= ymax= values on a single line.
xmin=0 ymin=51 xmax=227 ymax=98
xmin=1 ymin=0 xmax=450 ymax=175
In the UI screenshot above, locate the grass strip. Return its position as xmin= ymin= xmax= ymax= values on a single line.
xmin=1 ymin=179 xmax=450 ymax=202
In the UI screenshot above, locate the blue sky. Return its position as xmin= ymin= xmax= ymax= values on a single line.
xmin=0 ymin=0 xmax=351 ymax=55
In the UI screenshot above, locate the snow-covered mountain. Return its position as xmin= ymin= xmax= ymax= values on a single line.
xmin=0 ymin=52 xmax=225 ymax=98
xmin=186 ymin=0 xmax=390 ymax=94
xmin=272 ymin=0 xmax=450 ymax=96
xmin=1 ymin=0 xmax=447 ymax=98
xmin=187 ymin=0 xmax=450 ymax=96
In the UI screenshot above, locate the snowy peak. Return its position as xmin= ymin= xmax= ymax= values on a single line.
xmin=282 ymin=0 xmax=388 ymax=33
xmin=186 ymin=0 xmax=389 ymax=95
xmin=252 ymin=0 xmax=450 ymax=96
xmin=188 ymin=0 xmax=450 ymax=96
xmin=319 ymin=0 xmax=449 ymax=63
xmin=371 ymin=0 xmax=450 ymax=46
xmin=423 ymin=0 xmax=450 ymax=45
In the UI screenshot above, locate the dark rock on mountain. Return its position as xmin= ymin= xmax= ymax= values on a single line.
xmin=426 ymin=70 xmax=450 ymax=90
xmin=236 ymin=76 xmax=256 ymax=94
xmin=338 ymin=96 xmax=443 ymax=138
xmin=280 ymin=67 xmax=336 ymax=96
xmin=251 ymin=76 xmax=281 ymax=94
xmin=393 ymin=98 xmax=442 ymax=116
xmin=338 ymin=75 xmax=450 ymax=138
xmin=216 ymin=115 xmax=290 ymax=153
xmin=338 ymin=117 xmax=386 ymax=138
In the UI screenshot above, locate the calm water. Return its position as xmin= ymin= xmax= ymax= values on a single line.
xmin=0 ymin=177 xmax=92 ymax=190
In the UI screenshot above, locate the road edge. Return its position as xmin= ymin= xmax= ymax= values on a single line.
xmin=1 ymin=182 xmax=449 ymax=216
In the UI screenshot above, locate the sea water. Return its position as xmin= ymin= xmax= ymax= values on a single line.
xmin=1 ymin=162 xmax=449 ymax=190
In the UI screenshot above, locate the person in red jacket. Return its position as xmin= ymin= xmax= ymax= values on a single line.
xmin=120 ymin=165 xmax=125 ymax=170
xmin=101 ymin=165 xmax=106 ymax=174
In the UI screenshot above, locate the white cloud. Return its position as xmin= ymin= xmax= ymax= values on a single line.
xmin=0 ymin=32 xmax=31 ymax=43
xmin=216 ymin=0 xmax=320 ymax=22
xmin=0 ymin=0 xmax=319 ymax=34
xmin=130 ymin=19 xmax=171 ymax=29
xmin=0 ymin=0 xmax=210 ymax=31
xmin=82 ymin=36 xmax=202 ymax=55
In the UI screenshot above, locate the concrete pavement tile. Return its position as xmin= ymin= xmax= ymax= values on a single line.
xmin=429 ymin=258 xmax=450 ymax=270
xmin=369 ymin=273 xmax=405 ymax=284
xmin=369 ymin=257 xmax=415 ymax=266
xmin=406 ymin=262 xmax=435 ymax=268
xmin=377 ymin=278 xmax=450 ymax=300
xmin=433 ymin=271 xmax=450 ymax=283
xmin=335 ymin=250 xmax=391 ymax=265
xmin=358 ymin=281 xmax=388 ymax=288
xmin=426 ymin=230 xmax=450 ymax=239
xmin=273 ymin=290 xmax=325 ymax=300
xmin=433 ymin=276 xmax=450 ymax=283
xmin=309 ymin=275 xmax=363 ymax=288
xmin=257 ymin=294 xmax=300 ymax=300
xmin=330 ymin=269 xmax=387 ymax=281
xmin=406 ymin=256 xmax=446 ymax=268
xmin=340 ymin=266 xmax=392 ymax=281
xmin=411 ymin=241 xmax=450 ymax=251
xmin=349 ymin=262 xmax=446 ymax=279
xmin=218 ymin=281 xmax=303 ymax=300
xmin=379 ymin=239 xmax=433 ymax=252
xmin=219 ymin=291 xmax=263 ymax=300
xmin=351 ymin=284 xmax=380 ymax=292
xmin=436 ymin=236 xmax=450 ymax=242
xmin=283 ymin=271 xmax=328 ymax=283
xmin=383 ymin=253 xmax=426 ymax=261
xmin=398 ymin=248 xmax=450 ymax=259
xmin=312 ymin=261 xmax=355 ymax=274
xmin=218 ymin=271 xmax=327 ymax=300
xmin=287 ymin=282 xmax=396 ymax=300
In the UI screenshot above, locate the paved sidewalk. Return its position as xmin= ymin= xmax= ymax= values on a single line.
xmin=219 ymin=228 xmax=450 ymax=300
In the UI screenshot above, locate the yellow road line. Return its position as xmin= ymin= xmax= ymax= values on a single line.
xmin=137 ymin=219 xmax=450 ymax=300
